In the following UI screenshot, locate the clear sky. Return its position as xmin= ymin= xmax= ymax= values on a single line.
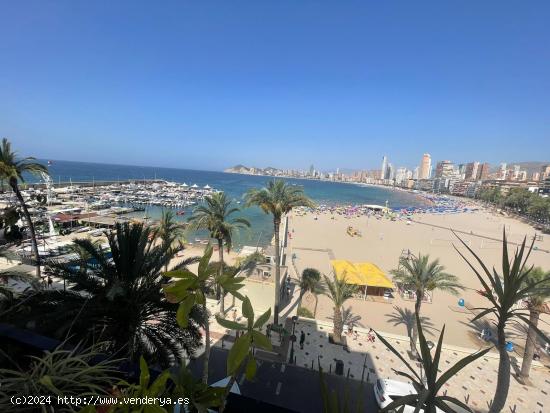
xmin=1 ymin=1 xmax=549 ymax=172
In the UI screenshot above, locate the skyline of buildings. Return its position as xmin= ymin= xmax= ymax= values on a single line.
xmin=226 ymin=153 xmax=550 ymax=199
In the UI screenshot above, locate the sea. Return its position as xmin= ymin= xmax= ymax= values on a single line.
xmin=25 ymin=160 xmax=430 ymax=247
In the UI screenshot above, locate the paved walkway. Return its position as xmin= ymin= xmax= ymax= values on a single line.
xmin=291 ymin=318 xmax=550 ymax=413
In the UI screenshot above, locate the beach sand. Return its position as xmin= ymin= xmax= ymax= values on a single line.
xmin=288 ymin=208 xmax=550 ymax=349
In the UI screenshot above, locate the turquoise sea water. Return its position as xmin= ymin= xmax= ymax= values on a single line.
xmin=27 ymin=160 xmax=429 ymax=247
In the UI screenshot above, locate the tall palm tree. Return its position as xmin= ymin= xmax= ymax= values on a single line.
xmin=0 ymin=138 xmax=48 ymax=278
xmin=155 ymin=209 xmax=186 ymax=271
xmin=390 ymin=254 xmax=462 ymax=358
xmin=8 ymin=223 xmax=205 ymax=367
xmin=322 ymin=274 xmax=358 ymax=344
xmin=519 ymin=267 xmax=550 ymax=380
xmin=245 ymin=180 xmax=314 ymax=324
xmin=188 ymin=192 xmax=250 ymax=315
xmin=455 ymin=230 xmax=550 ymax=413
xmin=300 ymin=268 xmax=325 ymax=317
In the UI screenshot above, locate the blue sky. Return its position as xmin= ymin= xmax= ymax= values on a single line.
xmin=1 ymin=1 xmax=549 ymax=171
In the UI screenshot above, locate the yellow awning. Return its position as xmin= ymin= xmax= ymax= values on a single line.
xmin=331 ymin=260 xmax=394 ymax=289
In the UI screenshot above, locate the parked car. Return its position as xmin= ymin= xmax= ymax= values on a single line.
xmin=374 ymin=379 xmax=469 ymax=413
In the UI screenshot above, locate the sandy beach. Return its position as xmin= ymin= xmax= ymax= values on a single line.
xmin=288 ymin=208 xmax=550 ymax=349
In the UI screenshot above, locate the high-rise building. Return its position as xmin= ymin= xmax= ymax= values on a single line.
xmin=388 ymin=163 xmax=395 ymax=180
xmin=435 ymin=160 xmax=454 ymax=178
xmin=413 ymin=166 xmax=419 ymax=180
xmin=395 ymin=167 xmax=406 ymax=184
xmin=381 ymin=156 xmax=388 ymax=179
xmin=532 ymin=172 xmax=541 ymax=181
xmin=477 ymin=163 xmax=490 ymax=181
xmin=420 ymin=154 xmax=431 ymax=179
xmin=518 ymin=170 xmax=527 ymax=181
xmin=309 ymin=164 xmax=315 ymax=176
xmin=512 ymin=165 xmax=521 ymax=180
xmin=499 ymin=163 xmax=507 ymax=180
xmin=465 ymin=162 xmax=479 ymax=180
xmin=541 ymin=165 xmax=550 ymax=180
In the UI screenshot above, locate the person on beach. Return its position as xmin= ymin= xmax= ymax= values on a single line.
xmin=300 ymin=331 xmax=305 ymax=349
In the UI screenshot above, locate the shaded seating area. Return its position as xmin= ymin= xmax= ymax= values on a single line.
xmin=330 ymin=260 xmax=395 ymax=299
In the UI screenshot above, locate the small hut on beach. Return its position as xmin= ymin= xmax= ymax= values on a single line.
xmin=330 ymin=260 xmax=394 ymax=298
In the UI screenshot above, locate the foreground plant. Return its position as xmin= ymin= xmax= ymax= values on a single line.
xmin=375 ymin=313 xmax=491 ymax=412
xmin=163 ymin=244 xmax=245 ymax=384
xmin=454 ymin=230 xmax=550 ymax=412
xmin=318 ymin=361 xmax=364 ymax=413
xmin=215 ymin=296 xmax=272 ymax=411
xmin=8 ymin=223 xmax=203 ymax=367
xmin=0 ymin=343 xmax=120 ymax=413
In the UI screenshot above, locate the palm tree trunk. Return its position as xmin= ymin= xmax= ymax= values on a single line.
xmin=218 ymin=238 xmax=225 ymax=315
xmin=11 ymin=181 xmax=41 ymax=279
xmin=333 ymin=305 xmax=343 ymax=344
xmin=520 ymin=308 xmax=540 ymax=379
xmin=314 ymin=294 xmax=318 ymax=317
xmin=273 ymin=217 xmax=281 ymax=326
xmin=202 ymin=303 xmax=211 ymax=384
xmin=490 ymin=322 xmax=510 ymax=413
xmin=411 ymin=291 xmax=422 ymax=358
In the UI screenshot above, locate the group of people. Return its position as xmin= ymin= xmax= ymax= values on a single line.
xmin=347 ymin=325 xmax=376 ymax=343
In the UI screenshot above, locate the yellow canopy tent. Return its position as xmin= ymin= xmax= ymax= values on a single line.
xmin=330 ymin=260 xmax=394 ymax=297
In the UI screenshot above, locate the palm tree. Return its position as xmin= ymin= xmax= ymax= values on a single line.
xmin=390 ymin=254 xmax=462 ymax=358
xmin=188 ymin=192 xmax=250 ymax=315
xmin=455 ymin=230 xmax=550 ymax=412
xmin=0 ymin=138 xmax=48 ymax=278
xmin=155 ymin=209 xmax=186 ymax=271
xmin=8 ymin=222 xmax=204 ymax=367
xmin=300 ymin=268 xmax=325 ymax=317
xmin=245 ymin=180 xmax=314 ymax=324
xmin=322 ymin=274 xmax=358 ymax=344
xmin=519 ymin=267 xmax=550 ymax=380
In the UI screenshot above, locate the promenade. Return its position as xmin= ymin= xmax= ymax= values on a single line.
xmin=206 ymin=298 xmax=550 ymax=413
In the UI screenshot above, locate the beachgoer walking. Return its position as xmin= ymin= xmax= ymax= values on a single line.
xmin=300 ymin=331 xmax=305 ymax=349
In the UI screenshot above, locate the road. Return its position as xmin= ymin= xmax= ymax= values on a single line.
xmin=189 ymin=347 xmax=378 ymax=412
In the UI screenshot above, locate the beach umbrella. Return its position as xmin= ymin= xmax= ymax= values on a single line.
xmin=204 ymin=184 xmax=211 ymax=189
xmin=191 ymin=184 xmax=198 ymax=188
xmin=182 ymin=183 xmax=188 ymax=187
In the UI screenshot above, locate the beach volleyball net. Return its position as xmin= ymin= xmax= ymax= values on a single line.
xmin=429 ymin=238 xmax=471 ymax=248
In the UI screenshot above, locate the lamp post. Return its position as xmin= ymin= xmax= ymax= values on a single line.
xmin=288 ymin=315 xmax=298 ymax=364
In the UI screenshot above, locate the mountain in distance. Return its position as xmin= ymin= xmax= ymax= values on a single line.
xmin=224 ymin=164 xmax=252 ymax=174
xmin=494 ymin=161 xmax=550 ymax=174
xmin=224 ymin=164 xmax=284 ymax=175
xmin=508 ymin=161 xmax=550 ymax=174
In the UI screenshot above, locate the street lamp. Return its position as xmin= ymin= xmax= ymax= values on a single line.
xmin=288 ymin=315 xmax=298 ymax=364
